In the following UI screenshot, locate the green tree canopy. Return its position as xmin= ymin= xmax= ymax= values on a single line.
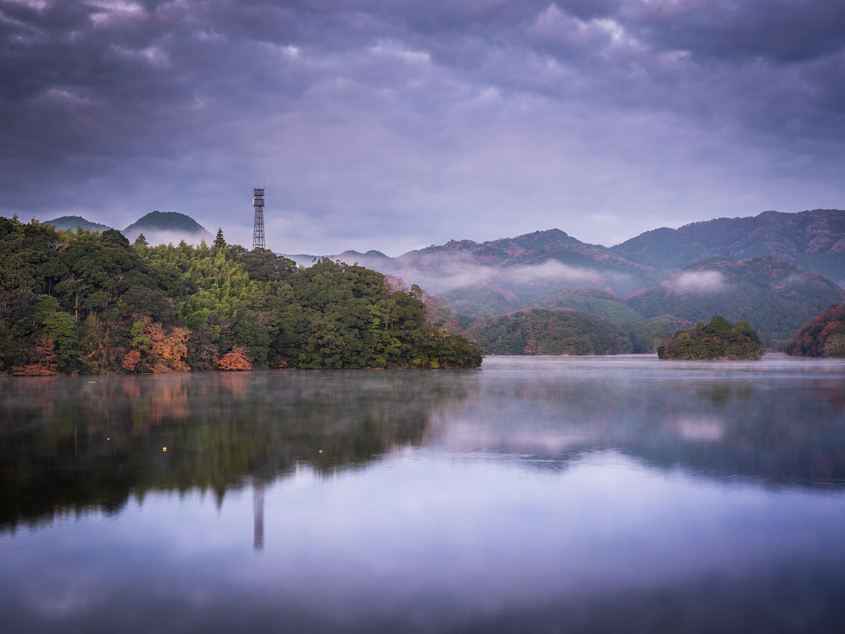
xmin=0 ymin=217 xmax=482 ymax=374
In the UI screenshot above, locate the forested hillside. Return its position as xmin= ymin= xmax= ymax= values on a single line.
xmin=613 ymin=209 xmax=845 ymax=285
xmin=623 ymin=256 xmax=845 ymax=345
xmin=469 ymin=309 xmax=632 ymax=356
xmin=0 ymin=218 xmax=481 ymax=374
xmin=785 ymin=305 xmax=845 ymax=358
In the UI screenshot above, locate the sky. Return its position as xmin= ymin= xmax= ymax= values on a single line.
xmin=1 ymin=0 xmax=844 ymax=256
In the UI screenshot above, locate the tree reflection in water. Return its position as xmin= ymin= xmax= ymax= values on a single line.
xmin=0 ymin=370 xmax=475 ymax=533
xmin=2 ymin=358 xmax=845 ymax=535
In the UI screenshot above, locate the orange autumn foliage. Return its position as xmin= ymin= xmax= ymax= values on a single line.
xmin=218 ymin=347 xmax=252 ymax=371
xmin=145 ymin=322 xmax=190 ymax=373
xmin=13 ymin=338 xmax=59 ymax=376
xmin=14 ymin=365 xmax=57 ymax=376
xmin=122 ymin=349 xmax=141 ymax=372
xmin=125 ymin=316 xmax=191 ymax=373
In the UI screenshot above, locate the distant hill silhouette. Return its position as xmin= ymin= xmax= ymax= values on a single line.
xmin=336 ymin=249 xmax=389 ymax=261
xmin=45 ymin=215 xmax=112 ymax=232
xmin=123 ymin=211 xmax=213 ymax=244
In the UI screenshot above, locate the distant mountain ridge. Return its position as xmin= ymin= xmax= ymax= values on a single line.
xmin=400 ymin=228 xmax=651 ymax=273
xmin=45 ymin=216 xmax=112 ymax=232
xmin=612 ymin=209 xmax=845 ymax=285
xmin=339 ymin=228 xmax=657 ymax=300
xmin=340 ymin=210 xmax=845 ymax=293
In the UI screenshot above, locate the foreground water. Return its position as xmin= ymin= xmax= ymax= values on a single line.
xmin=2 ymin=355 xmax=845 ymax=633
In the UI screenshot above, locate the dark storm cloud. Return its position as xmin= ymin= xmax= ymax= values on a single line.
xmin=0 ymin=0 xmax=843 ymax=253
xmin=626 ymin=0 xmax=845 ymax=63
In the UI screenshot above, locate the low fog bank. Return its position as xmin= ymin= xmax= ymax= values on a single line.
xmin=327 ymin=250 xmax=645 ymax=298
xmin=664 ymin=271 xmax=728 ymax=295
xmin=123 ymin=229 xmax=215 ymax=247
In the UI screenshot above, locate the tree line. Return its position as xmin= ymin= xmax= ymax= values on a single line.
xmin=0 ymin=217 xmax=482 ymax=374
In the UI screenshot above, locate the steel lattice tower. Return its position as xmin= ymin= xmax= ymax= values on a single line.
xmin=252 ymin=187 xmax=265 ymax=250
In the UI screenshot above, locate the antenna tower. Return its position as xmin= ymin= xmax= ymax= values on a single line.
xmin=252 ymin=187 xmax=265 ymax=250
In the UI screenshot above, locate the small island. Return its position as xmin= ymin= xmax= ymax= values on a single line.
xmin=657 ymin=316 xmax=765 ymax=361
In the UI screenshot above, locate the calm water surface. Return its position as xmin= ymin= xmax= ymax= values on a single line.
xmin=2 ymin=354 xmax=845 ymax=633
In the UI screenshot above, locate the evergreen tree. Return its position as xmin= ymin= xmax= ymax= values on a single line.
xmin=213 ymin=228 xmax=227 ymax=249
xmin=102 ymin=228 xmax=130 ymax=248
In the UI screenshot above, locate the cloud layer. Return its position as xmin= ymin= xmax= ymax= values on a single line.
xmin=665 ymin=271 xmax=727 ymax=294
xmin=1 ymin=0 xmax=843 ymax=254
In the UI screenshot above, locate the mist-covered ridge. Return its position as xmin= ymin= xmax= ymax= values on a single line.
xmin=328 ymin=211 xmax=844 ymax=349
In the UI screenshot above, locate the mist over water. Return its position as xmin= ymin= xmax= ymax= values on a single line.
xmin=2 ymin=356 xmax=845 ymax=633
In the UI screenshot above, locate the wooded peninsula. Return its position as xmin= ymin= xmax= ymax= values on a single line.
xmin=0 ymin=218 xmax=482 ymax=374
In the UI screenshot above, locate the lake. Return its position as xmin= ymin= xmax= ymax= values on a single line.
xmin=2 ymin=354 xmax=845 ymax=633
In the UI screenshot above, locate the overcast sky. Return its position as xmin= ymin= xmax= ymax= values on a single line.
xmin=1 ymin=0 xmax=843 ymax=255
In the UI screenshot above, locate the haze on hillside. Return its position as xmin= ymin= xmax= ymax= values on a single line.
xmin=122 ymin=211 xmax=214 ymax=246
xmin=327 ymin=209 xmax=844 ymax=347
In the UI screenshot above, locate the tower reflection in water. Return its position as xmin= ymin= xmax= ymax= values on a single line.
xmin=253 ymin=481 xmax=265 ymax=553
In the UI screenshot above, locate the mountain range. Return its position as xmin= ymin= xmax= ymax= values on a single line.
xmin=39 ymin=208 xmax=845 ymax=346
xmin=335 ymin=209 xmax=845 ymax=346
xmin=613 ymin=209 xmax=845 ymax=284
